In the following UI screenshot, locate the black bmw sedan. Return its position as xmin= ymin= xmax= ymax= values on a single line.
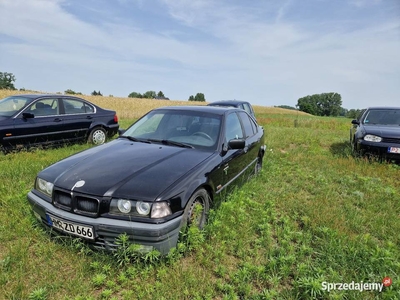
xmin=350 ymin=107 xmax=400 ymax=161
xmin=27 ymin=106 xmax=266 ymax=254
xmin=0 ymin=94 xmax=119 ymax=151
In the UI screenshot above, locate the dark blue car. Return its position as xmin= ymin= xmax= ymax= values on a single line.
xmin=350 ymin=107 xmax=400 ymax=161
xmin=0 ymin=94 xmax=119 ymax=151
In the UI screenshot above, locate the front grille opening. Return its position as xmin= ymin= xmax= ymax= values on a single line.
xmin=76 ymin=196 xmax=99 ymax=216
xmin=54 ymin=191 xmax=72 ymax=211
xmin=382 ymin=138 xmax=400 ymax=144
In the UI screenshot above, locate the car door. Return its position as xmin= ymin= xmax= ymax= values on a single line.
xmin=60 ymin=98 xmax=94 ymax=141
xmin=237 ymin=111 xmax=260 ymax=171
xmin=11 ymin=98 xmax=64 ymax=146
xmin=218 ymin=112 xmax=248 ymax=195
xmin=350 ymin=109 xmax=366 ymax=145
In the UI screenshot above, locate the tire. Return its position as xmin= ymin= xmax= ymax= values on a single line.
xmin=255 ymin=156 xmax=262 ymax=175
xmin=88 ymin=127 xmax=107 ymax=145
xmin=182 ymin=188 xmax=210 ymax=230
xmin=351 ymin=137 xmax=361 ymax=158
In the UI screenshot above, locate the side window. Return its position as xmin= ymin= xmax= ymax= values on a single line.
xmin=358 ymin=109 xmax=366 ymax=122
xmin=225 ymin=113 xmax=244 ymax=141
xmin=242 ymin=103 xmax=252 ymax=115
xmin=238 ymin=112 xmax=255 ymax=138
xmin=27 ymin=99 xmax=58 ymax=116
xmin=82 ymin=102 xmax=95 ymax=113
xmin=63 ymin=99 xmax=89 ymax=114
xmin=250 ymin=118 xmax=258 ymax=134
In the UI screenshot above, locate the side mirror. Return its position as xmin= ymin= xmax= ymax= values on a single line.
xmin=228 ymin=139 xmax=245 ymax=150
xmin=22 ymin=112 xmax=34 ymax=119
xmin=351 ymin=119 xmax=360 ymax=125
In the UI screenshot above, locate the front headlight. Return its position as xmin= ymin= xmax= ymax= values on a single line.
xmin=110 ymin=199 xmax=151 ymax=217
xmin=136 ymin=201 xmax=151 ymax=215
xmin=110 ymin=199 xmax=171 ymax=218
xmin=151 ymin=202 xmax=172 ymax=218
xmin=117 ymin=199 xmax=132 ymax=214
xmin=364 ymin=134 xmax=382 ymax=142
xmin=36 ymin=177 xmax=54 ymax=197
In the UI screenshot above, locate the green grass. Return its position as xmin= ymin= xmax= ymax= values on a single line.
xmin=0 ymin=113 xmax=399 ymax=299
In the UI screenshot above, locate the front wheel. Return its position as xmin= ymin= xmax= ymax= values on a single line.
xmin=88 ymin=127 xmax=107 ymax=145
xmin=351 ymin=138 xmax=361 ymax=158
xmin=182 ymin=188 xmax=210 ymax=230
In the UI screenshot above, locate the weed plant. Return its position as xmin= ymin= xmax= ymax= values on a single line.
xmin=0 ymin=95 xmax=399 ymax=299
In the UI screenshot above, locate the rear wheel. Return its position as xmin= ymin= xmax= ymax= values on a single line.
xmin=255 ymin=156 xmax=262 ymax=175
xmin=88 ymin=127 xmax=106 ymax=145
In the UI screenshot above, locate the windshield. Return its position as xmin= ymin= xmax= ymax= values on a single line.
xmin=363 ymin=109 xmax=400 ymax=125
xmin=122 ymin=109 xmax=222 ymax=150
xmin=0 ymin=96 xmax=32 ymax=117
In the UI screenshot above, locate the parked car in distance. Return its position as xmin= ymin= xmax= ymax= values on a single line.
xmin=153 ymin=96 xmax=170 ymax=100
xmin=0 ymin=94 xmax=119 ymax=151
xmin=28 ymin=106 xmax=266 ymax=254
xmin=208 ymin=100 xmax=256 ymax=120
xmin=350 ymin=107 xmax=400 ymax=161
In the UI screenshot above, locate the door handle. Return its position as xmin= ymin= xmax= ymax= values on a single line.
xmin=223 ymin=165 xmax=229 ymax=175
xmin=53 ymin=118 xmax=62 ymax=122
xmin=86 ymin=116 xmax=93 ymax=119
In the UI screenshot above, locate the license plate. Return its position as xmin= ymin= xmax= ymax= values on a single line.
xmin=46 ymin=214 xmax=94 ymax=240
xmin=388 ymin=147 xmax=400 ymax=154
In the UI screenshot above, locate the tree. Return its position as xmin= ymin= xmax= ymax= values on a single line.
xmin=128 ymin=92 xmax=143 ymax=98
xmin=65 ymin=89 xmax=77 ymax=95
xmin=275 ymin=105 xmax=297 ymax=111
xmin=346 ymin=109 xmax=362 ymax=119
xmin=91 ymin=90 xmax=102 ymax=96
xmin=0 ymin=72 xmax=16 ymax=90
xmin=297 ymin=92 xmax=342 ymax=116
xmin=157 ymin=91 xmax=165 ymax=98
xmin=195 ymin=93 xmax=205 ymax=102
xmin=189 ymin=93 xmax=205 ymax=102
xmin=143 ymin=90 xmax=157 ymax=99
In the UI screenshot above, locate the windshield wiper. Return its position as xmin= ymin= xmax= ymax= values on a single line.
xmin=147 ymin=139 xmax=194 ymax=149
xmin=118 ymin=136 xmax=151 ymax=143
xmin=162 ymin=139 xmax=194 ymax=149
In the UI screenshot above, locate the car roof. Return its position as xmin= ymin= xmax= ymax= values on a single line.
xmin=366 ymin=107 xmax=400 ymax=110
xmin=208 ymin=100 xmax=252 ymax=106
xmin=154 ymin=105 xmax=241 ymax=116
xmin=10 ymin=94 xmax=80 ymax=99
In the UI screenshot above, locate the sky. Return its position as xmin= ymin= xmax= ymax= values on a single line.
xmin=0 ymin=0 xmax=399 ymax=109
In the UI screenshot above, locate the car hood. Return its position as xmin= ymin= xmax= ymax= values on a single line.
xmin=39 ymin=139 xmax=213 ymax=200
xmin=0 ymin=115 xmax=11 ymax=122
xmin=364 ymin=125 xmax=400 ymax=138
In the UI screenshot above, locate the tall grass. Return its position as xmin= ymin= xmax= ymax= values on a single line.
xmin=0 ymin=89 xmax=399 ymax=299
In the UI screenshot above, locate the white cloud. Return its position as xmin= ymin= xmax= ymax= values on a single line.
xmin=0 ymin=0 xmax=398 ymax=107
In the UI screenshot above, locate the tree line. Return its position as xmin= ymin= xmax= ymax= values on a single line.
xmin=296 ymin=92 xmax=363 ymax=118
xmin=128 ymin=90 xmax=206 ymax=102
xmin=1 ymin=71 xmax=363 ymax=117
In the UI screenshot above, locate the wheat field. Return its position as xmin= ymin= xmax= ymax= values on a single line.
xmin=0 ymin=89 xmax=309 ymax=119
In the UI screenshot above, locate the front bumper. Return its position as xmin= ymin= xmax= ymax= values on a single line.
xmin=27 ymin=191 xmax=182 ymax=254
xmin=357 ymin=140 xmax=400 ymax=160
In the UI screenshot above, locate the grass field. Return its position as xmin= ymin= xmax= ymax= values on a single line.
xmin=0 ymin=90 xmax=399 ymax=299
